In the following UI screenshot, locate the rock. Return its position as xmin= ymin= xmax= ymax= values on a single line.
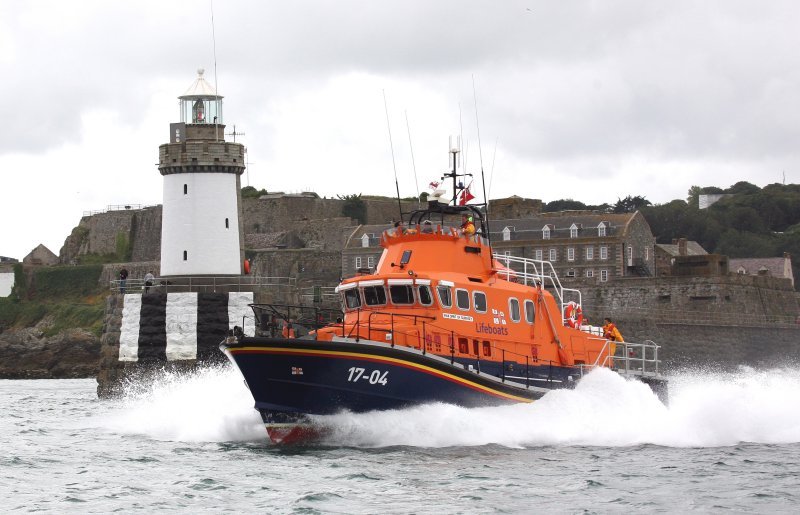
xmin=0 ymin=327 xmax=100 ymax=379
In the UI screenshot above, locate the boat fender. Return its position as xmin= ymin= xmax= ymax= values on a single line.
xmin=244 ymin=259 xmax=251 ymax=274
xmin=564 ymin=301 xmax=583 ymax=328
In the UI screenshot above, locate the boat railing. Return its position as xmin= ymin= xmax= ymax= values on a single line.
xmin=338 ymin=310 xmax=569 ymax=387
xmin=580 ymin=339 xmax=662 ymax=378
xmin=492 ymin=253 xmax=582 ymax=321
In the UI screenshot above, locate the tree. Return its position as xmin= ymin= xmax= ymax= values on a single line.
xmin=338 ymin=193 xmax=367 ymax=224
xmin=613 ymin=195 xmax=651 ymax=213
xmin=544 ymin=199 xmax=588 ymax=212
xmin=241 ymin=186 xmax=268 ymax=198
xmin=725 ymin=181 xmax=760 ymax=195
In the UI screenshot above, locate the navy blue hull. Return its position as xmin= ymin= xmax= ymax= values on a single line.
xmin=222 ymin=337 xmax=575 ymax=419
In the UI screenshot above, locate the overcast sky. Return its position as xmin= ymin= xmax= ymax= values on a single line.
xmin=2 ymin=0 xmax=798 ymax=260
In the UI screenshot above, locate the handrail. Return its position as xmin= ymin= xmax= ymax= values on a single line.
xmin=110 ymin=275 xmax=297 ymax=293
xmin=492 ymin=253 xmax=582 ymax=323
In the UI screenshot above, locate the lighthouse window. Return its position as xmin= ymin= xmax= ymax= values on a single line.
xmin=343 ymin=289 xmax=361 ymax=310
xmin=225 ymin=218 xmax=229 ymax=229
xmin=390 ymin=285 xmax=414 ymax=305
xmin=509 ymin=298 xmax=521 ymax=322
xmin=363 ymin=285 xmax=387 ymax=306
xmin=418 ymin=285 xmax=433 ymax=306
xmin=183 ymin=250 xmax=187 ymax=261
xmin=456 ymin=289 xmax=470 ymax=311
xmin=183 ymin=184 xmax=188 ymax=195
xmin=437 ymin=285 xmax=452 ymax=308
xmin=473 ymin=292 xmax=487 ymax=313
xmin=524 ymin=300 xmax=535 ymax=324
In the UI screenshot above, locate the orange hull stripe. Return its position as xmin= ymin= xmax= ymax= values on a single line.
xmin=229 ymin=346 xmax=534 ymax=403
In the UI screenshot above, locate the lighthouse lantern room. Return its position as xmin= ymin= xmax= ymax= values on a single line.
xmin=158 ymin=69 xmax=245 ymax=277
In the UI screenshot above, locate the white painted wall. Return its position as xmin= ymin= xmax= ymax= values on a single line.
xmin=0 ymin=272 xmax=14 ymax=297
xmin=160 ymin=173 xmax=241 ymax=276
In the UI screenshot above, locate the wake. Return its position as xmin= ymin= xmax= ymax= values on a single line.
xmin=95 ymin=364 xmax=800 ymax=448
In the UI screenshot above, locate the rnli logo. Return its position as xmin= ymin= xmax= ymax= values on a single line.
xmin=291 ymin=367 xmax=304 ymax=375
xmin=443 ymin=313 xmax=474 ymax=322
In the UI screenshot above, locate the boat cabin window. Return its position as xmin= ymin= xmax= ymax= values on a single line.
xmin=437 ymin=285 xmax=452 ymax=308
xmin=509 ymin=298 xmax=521 ymax=322
xmin=524 ymin=299 xmax=535 ymax=324
xmin=418 ymin=285 xmax=433 ymax=306
xmin=343 ymin=289 xmax=361 ymax=310
xmin=456 ymin=289 xmax=470 ymax=311
xmin=363 ymin=285 xmax=387 ymax=306
xmin=473 ymin=291 xmax=487 ymax=313
xmin=458 ymin=337 xmax=469 ymax=354
xmin=390 ymin=284 xmax=414 ymax=305
xmin=482 ymin=340 xmax=492 ymax=357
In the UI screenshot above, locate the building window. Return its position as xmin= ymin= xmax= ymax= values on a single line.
xmin=627 ymin=246 xmax=633 ymax=265
xmin=645 ymin=247 xmax=650 ymax=261
xmin=361 ymin=234 xmax=370 ymax=247
xmin=183 ymin=250 xmax=187 ymax=261
xmin=456 ymin=288 xmax=470 ymax=311
xmin=600 ymin=246 xmax=608 ymax=260
xmin=567 ymin=247 xmax=575 ymax=261
xmin=570 ymin=224 xmax=578 ymax=238
xmin=600 ymin=269 xmax=608 ymax=282
xmin=549 ymin=248 xmax=557 ymax=261
xmin=542 ymin=226 xmax=551 ymax=240
xmin=586 ymin=247 xmax=594 ymax=260
xmin=509 ymin=298 xmax=520 ymax=322
xmin=566 ymin=269 xmax=576 ymax=277
xmin=598 ymin=222 xmax=607 ymax=237
xmin=586 ymin=269 xmax=594 ymax=278
xmin=367 ymin=256 xmax=375 ymax=268
xmin=183 ymin=184 xmax=188 ymax=195
xmin=225 ymin=218 xmax=229 ymax=229
xmin=535 ymin=249 xmax=543 ymax=261
xmin=473 ymin=291 xmax=487 ymax=313
xmin=355 ymin=256 xmax=362 ymax=268
xmin=502 ymin=227 xmax=513 ymax=241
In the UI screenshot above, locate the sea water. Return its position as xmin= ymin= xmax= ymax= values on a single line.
xmin=2 ymin=365 xmax=800 ymax=513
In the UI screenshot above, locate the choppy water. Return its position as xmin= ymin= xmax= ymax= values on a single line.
xmin=3 ymin=365 xmax=800 ymax=513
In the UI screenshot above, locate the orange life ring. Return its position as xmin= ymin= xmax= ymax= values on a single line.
xmin=243 ymin=259 xmax=251 ymax=274
xmin=564 ymin=302 xmax=583 ymax=328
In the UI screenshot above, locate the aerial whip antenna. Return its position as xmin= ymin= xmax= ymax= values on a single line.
xmin=383 ymin=90 xmax=403 ymax=223
xmin=210 ymin=0 xmax=220 ymax=142
xmin=472 ymin=75 xmax=490 ymax=244
xmin=405 ymin=110 xmax=420 ymax=205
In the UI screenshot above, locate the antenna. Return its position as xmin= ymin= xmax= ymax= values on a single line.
xmin=210 ymin=0 xmax=220 ymax=142
xmin=226 ymin=125 xmax=245 ymax=143
xmin=383 ymin=90 xmax=403 ymax=222
xmin=472 ymin=75 xmax=491 ymax=244
xmin=405 ymin=111 xmax=420 ymax=204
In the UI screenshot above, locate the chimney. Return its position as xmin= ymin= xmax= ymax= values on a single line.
xmin=677 ymin=238 xmax=687 ymax=256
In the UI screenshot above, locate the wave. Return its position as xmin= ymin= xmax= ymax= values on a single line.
xmin=95 ymin=364 xmax=800 ymax=448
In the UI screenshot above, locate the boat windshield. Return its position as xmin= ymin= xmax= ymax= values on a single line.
xmin=363 ymin=285 xmax=387 ymax=306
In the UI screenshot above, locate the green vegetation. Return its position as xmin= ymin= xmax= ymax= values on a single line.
xmin=641 ymin=182 xmax=800 ymax=289
xmin=241 ymin=186 xmax=269 ymax=198
xmin=338 ymin=193 xmax=367 ymax=224
xmin=0 ymin=264 xmax=106 ymax=335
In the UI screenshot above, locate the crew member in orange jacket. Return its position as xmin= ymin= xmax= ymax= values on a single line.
xmin=282 ymin=320 xmax=296 ymax=339
xmin=602 ymin=317 xmax=624 ymax=342
xmin=460 ymin=214 xmax=476 ymax=238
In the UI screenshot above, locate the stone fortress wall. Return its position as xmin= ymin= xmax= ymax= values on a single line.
xmin=61 ymin=195 xmax=799 ymax=371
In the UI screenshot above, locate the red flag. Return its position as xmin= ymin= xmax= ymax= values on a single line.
xmin=458 ymin=186 xmax=475 ymax=206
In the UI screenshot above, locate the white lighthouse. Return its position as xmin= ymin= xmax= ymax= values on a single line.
xmin=158 ymin=69 xmax=245 ymax=276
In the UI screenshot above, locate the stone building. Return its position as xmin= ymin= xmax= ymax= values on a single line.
xmin=0 ymin=257 xmax=16 ymax=298
xmin=488 ymin=211 xmax=656 ymax=283
xmin=23 ymin=244 xmax=58 ymax=267
xmin=340 ymin=210 xmax=657 ymax=284
xmin=729 ymin=253 xmax=795 ymax=288
xmin=654 ymin=238 xmax=730 ymax=277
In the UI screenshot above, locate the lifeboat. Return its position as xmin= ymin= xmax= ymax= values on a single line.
xmin=221 ymin=202 xmax=667 ymax=444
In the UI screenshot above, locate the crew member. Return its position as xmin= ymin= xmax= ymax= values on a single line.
xmin=460 ymin=214 xmax=476 ymax=238
xmin=602 ymin=317 xmax=624 ymax=342
xmin=282 ymin=320 xmax=296 ymax=339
